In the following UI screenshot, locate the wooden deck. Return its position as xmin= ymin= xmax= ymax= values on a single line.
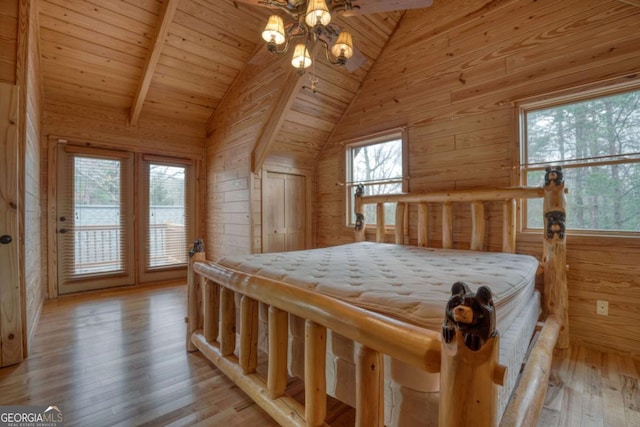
xmin=0 ymin=283 xmax=638 ymax=426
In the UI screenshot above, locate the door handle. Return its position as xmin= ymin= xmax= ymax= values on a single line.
xmin=0 ymin=235 xmax=12 ymax=244
xmin=58 ymin=228 xmax=69 ymax=234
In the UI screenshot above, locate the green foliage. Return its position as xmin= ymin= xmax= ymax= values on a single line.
xmin=526 ymin=90 xmax=640 ymax=232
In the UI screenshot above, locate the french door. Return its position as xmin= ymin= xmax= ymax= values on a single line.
xmin=56 ymin=146 xmax=135 ymax=294
xmin=138 ymin=156 xmax=194 ymax=283
xmin=55 ymin=146 xmax=195 ymax=294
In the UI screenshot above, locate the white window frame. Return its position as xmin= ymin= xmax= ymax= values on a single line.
xmin=344 ymin=128 xmax=408 ymax=227
xmin=519 ymin=83 xmax=640 ymax=236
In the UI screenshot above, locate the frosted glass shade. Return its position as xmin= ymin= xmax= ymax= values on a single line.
xmin=305 ymin=0 xmax=331 ymax=27
xmin=291 ymin=43 xmax=312 ymax=69
xmin=262 ymin=15 xmax=285 ymax=44
xmin=331 ymin=31 xmax=354 ymax=59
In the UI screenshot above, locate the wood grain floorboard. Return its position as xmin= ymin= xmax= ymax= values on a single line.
xmin=1 ymin=283 xmax=638 ymax=426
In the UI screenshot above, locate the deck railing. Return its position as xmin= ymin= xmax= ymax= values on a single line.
xmin=72 ymin=223 xmax=186 ymax=274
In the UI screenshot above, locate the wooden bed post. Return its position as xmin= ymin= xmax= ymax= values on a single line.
xmin=440 ymin=283 xmax=506 ymax=427
xmin=240 ymin=295 xmax=259 ymax=374
xmin=442 ymin=202 xmax=453 ymax=249
xmin=356 ymin=344 xmax=384 ymax=427
xmin=502 ymin=199 xmax=516 ymax=254
xmin=305 ymin=320 xmax=327 ymax=427
xmin=267 ymin=306 xmax=288 ymax=399
xmin=354 ymin=184 xmax=365 ymax=242
xmin=220 ymin=287 xmax=236 ymax=357
xmin=542 ymin=166 xmax=569 ymax=349
xmin=418 ymin=201 xmax=429 ymax=247
xmin=187 ymin=239 xmax=205 ymax=352
xmin=376 ymin=203 xmax=385 ymax=242
xmin=203 ymin=279 xmax=219 ymax=343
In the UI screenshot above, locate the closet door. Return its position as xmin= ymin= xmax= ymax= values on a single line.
xmin=56 ymin=146 xmax=135 ymax=294
xmin=262 ymin=171 xmax=306 ymax=253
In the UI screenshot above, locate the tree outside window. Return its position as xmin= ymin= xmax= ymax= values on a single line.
xmin=523 ymin=88 xmax=640 ymax=232
xmin=346 ymin=133 xmax=405 ymax=226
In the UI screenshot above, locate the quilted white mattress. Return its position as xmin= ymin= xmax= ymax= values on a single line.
xmin=218 ymin=242 xmax=540 ymax=425
xmin=218 ymin=241 xmax=539 ymax=331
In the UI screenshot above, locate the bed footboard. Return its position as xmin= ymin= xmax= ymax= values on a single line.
xmin=187 ymin=254 xmax=442 ymax=426
xmin=186 ymin=171 xmax=568 ymax=426
xmin=187 ymin=251 xmax=515 ymax=426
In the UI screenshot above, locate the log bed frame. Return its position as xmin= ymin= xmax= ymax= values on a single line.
xmin=186 ymin=168 xmax=568 ymax=427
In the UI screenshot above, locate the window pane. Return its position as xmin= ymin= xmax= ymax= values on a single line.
xmin=352 ymin=139 xmax=403 ymax=182
xmin=524 ymin=89 xmax=640 ymax=232
xmin=148 ymin=164 xmax=187 ymax=268
xmin=527 ymin=91 xmax=640 ymax=165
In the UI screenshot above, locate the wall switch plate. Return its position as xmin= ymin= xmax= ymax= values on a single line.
xmin=596 ymin=300 xmax=608 ymax=316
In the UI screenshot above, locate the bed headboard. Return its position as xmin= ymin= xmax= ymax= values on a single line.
xmin=353 ymin=166 xmax=569 ymax=347
xmin=354 ymin=185 xmax=548 ymax=253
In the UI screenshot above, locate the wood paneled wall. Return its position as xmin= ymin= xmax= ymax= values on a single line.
xmin=18 ymin=0 xmax=44 ymax=353
xmin=316 ymin=0 xmax=640 ymax=358
xmin=0 ymin=0 xmax=18 ymax=84
xmin=43 ymin=100 xmax=205 ymax=158
xmin=205 ymin=49 xmax=295 ymax=260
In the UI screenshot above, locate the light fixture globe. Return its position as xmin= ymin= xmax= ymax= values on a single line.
xmin=305 ymin=0 xmax=331 ymax=27
xmin=331 ymin=31 xmax=353 ymax=62
xmin=291 ymin=43 xmax=312 ymax=71
xmin=259 ymin=0 xmax=356 ymax=74
xmin=262 ymin=15 xmax=285 ymax=45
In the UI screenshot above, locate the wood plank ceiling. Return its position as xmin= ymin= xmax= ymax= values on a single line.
xmin=37 ymin=0 xmax=404 ymax=146
xmin=38 ymin=0 xmax=272 ymax=124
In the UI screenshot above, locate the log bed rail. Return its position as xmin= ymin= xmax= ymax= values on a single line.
xmin=186 ymin=168 xmax=567 ymax=427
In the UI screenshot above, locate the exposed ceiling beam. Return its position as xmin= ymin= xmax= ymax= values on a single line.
xmin=617 ymin=0 xmax=640 ymax=6
xmin=129 ymin=0 xmax=179 ymax=126
xmin=251 ymin=66 xmax=306 ymax=173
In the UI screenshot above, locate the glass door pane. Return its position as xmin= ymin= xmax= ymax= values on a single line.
xmin=73 ymin=156 xmax=124 ymax=274
xmin=57 ymin=146 xmax=134 ymax=294
xmin=148 ymin=164 xmax=187 ymax=268
xmin=139 ymin=158 xmax=193 ymax=284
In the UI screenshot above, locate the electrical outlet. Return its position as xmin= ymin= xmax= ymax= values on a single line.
xmin=596 ymin=300 xmax=608 ymax=316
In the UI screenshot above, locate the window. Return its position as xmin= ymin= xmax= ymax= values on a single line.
xmin=345 ymin=130 xmax=407 ymax=226
xmin=522 ymin=87 xmax=640 ymax=233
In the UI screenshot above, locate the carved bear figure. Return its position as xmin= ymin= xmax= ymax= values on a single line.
xmin=544 ymin=166 xmax=564 ymax=186
xmin=442 ymin=282 xmax=496 ymax=351
xmin=189 ymin=238 xmax=204 ymax=257
xmin=545 ymin=210 xmax=566 ymax=239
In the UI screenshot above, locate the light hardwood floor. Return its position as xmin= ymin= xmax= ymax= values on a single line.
xmin=0 ymin=283 xmax=638 ymax=426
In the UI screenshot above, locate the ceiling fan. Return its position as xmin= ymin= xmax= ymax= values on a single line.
xmin=235 ymin=0 xmax=433 ymax=17
xmin=235 ymin=0 xmax=433 ymax=74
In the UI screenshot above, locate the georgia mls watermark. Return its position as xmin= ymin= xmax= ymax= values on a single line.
xmin=0 ymin=406 xmax=63 ymax=427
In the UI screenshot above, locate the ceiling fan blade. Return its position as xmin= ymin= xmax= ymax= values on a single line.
xmin=233 ymin=0 xmax=269 ymax=7
xmin=344 ymin=45 xmax=366 ymax=72
xmin=340 ymin=0 xmax=433 ymax=16
xmin=233 ymin=0 xmax=301 ymax=11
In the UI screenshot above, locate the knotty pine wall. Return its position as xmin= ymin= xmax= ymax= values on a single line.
xmin=316 ymin=0 xmax=640 ymax=358
xmin=18 ymin=0 xmax=45 ymax=352
xmin=0 ymin=0 xmax=17 ymax=84
xmin=205 ymin=49 xmax=296 ymax=261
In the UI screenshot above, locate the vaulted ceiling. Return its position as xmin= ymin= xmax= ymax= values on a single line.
xmin=37 ymin=0 xmax=408 ymax=131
